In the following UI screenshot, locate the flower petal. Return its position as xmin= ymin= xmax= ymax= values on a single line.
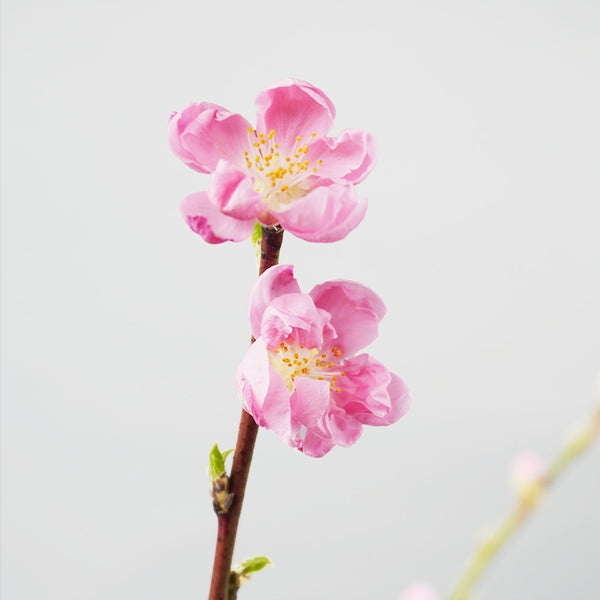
xmin=180 ymin=192 xmax=255 ymax=244
xmin=399 ymin=583 xmax=439 ymax=600
xmin=292 ymin=377 xmax=331 ymax=431
xmin=168 ymin=103 xmax=251 ymax=173
xmin=335 ymin=354 xmax=409 ymax=426
xmin=292 ymin=378 xmax=363 ymax=457
xmin=292 ymin=377 xmax=338 ymax=458
xmin=260 ymin=293 xmax=331 ymax=350
xmin=208 ymin=160 xmax=264 ymax=220
xmin=274 ymin=184 xmax=367 ymax=243
xmin=255 ymin=79 xmax=335 ymax=153
xmin=249 ymin=265 xmax=301 ymax=340
xmin=325 ymin=402 xmax=363 ymax=448
xmin=235 ymin=338 xmax=297 ymax=444
xmin=300 ymin=429 xmax=337 ymax=458
xmin=310 ymin=280 xmax=386 ymax=356
xmin=380 ymin=372 xmax=411 ymax=425
xmin=309 ymin=129 xmax=376 ymax=184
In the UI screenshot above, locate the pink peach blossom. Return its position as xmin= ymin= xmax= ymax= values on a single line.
xmin=235 ymin=265 xmax=410 ymax=457
xmin=169 ymin=79 xmax=375 ymax=244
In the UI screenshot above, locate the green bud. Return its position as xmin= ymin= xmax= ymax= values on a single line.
xmin=251 ymin=221 xmax=262 ymax=267
xmin=208 ymin=443 xmax=234 ymax=514
xmin=209 ymin=443 xmax=233 ymax=480
xmin=232 ymin=556 xmax=272 ymax=587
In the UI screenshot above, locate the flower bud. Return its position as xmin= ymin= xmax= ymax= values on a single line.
xmin=510 ymin=451 xmax=547 ymax=504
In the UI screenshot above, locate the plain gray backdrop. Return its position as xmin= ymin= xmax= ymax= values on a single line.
xmin=2 ymin=0 xmax=599 ymax=598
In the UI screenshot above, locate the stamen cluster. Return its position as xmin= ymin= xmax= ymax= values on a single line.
xmin=270 ymin=342 xmax=346 ymax=393
xmin=244 ymin=129 xmax=323 ymax=207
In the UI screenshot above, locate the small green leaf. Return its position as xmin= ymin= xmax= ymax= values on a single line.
xmin=209 ymin=443 xmax=233 ymax=480
xmin=237 ymin=556 xmax=272 ymax=578
xmin=251 ymin=221 xmax=262 ymax=267
xmin=231 ymin=556 xmax=272 ymax=590
xmin=250 ymin=221 xmax=262 ymax=247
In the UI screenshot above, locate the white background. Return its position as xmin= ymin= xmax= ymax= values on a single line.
xmin=2 ymin=0 xmax=599 ymax=598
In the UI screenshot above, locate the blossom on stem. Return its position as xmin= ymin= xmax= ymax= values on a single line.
xmin=235 ymin=265 xmax=410 ymax=457
xmin=168 ymin=79 xmax=375 ymax=243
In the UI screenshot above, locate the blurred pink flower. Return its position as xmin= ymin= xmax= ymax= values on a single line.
xmin=169 ymin=79 xmax=375 ymax=243
xmin=235 ymin=265 xmax=410 ymax=457
xmin=398 ymin=582 xmax=439 ymax=600
xmin=510 ymin=450 xmax=547 ymax=495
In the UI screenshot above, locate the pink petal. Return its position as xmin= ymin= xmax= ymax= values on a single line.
xmin=208 ymin=160 xmax=264 ymax=220
xmin=274 ymin=184 xmax=367 ymax=243
xmin=300 ymin=429 xmax=337 ymax=458
xmin=255 ymin=79 xmax=335 ymax=153
xmin=291 ymin=377 xmax=337 ymax=457
xmin=235 ymin=338 xmax=296 ymax=444
xmin=309 ymin=129 xmax=376 ymax=184
xmin=260 ymin=293 xmax=331 ymax=350
xmin=249 ymin=265 xmax=301 ymax=340
xmin=180 ymin=192 xmax=255 ymax=243
xmin=325 ymin=402 xmax=363 ymax=447
xmin=309 ymin=280 xmax=386 ymax=356
xmin=335 ymin=354 xmax=408 ymax=426
xmin=398 ymin=583 xmax=439 ymax=600
xmin=382 ymin=372 xmax=412 ymax=424
xmin=292 ymin=380 xmax=363 ymax=457
xmin=291 ymin=377 xmax=331 ymax=431
xmin=168 ymin=103 xmax=251 ymax=173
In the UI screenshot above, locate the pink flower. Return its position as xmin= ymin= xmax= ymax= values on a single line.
xmin=235 ymin=265 xmax=410 ymax=457
xmin=168 ymin=79 xmax=375 ymax=244
xmin=398 ymin=583 xmax=439 ymax=600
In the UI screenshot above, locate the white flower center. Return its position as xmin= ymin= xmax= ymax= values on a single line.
xmin=244 ymin=128 xmax=323 ymax=211
xmin=268 ymin=341 xmax=345 ymax=392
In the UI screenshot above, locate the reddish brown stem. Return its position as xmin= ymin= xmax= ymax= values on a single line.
xmin=208 ymin=226 xmax=284 ymax=600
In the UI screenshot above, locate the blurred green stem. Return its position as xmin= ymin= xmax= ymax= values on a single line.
xmin=448 ymin=401 xmax=600 ymax=600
